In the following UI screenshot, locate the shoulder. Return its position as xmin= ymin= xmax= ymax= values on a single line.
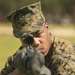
xmin=53 ymin=36 xmax=75 ymax=53
xmin=50 ymin=36 xmax=75 ymax=74
xmin=0 ymin=45 xmax=25 ymax=75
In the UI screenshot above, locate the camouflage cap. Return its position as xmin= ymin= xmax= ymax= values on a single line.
xmin=7 ymin=1 xmax=45 ymax=38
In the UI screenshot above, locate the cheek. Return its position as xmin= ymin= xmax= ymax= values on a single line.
xmin=45 ymin=34 xmax=51 ymax=48
xmin=41 ymin=29 xmax=51 ymax=44
xmin=42 ymin=32 xmax=51 ymax=55
xmin=44 ymin=31 xmax=51 ymax=44
xmin=40 ymin=34 xmax=51 ymax=46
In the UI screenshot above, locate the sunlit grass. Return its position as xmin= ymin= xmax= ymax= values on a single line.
xmin=57 ymin=36 xmax=75 ymax=44
xmin=0 ymin=36 xmax=21 ymax=71
xmin=49 ymin=24 xmax=75 ymax=29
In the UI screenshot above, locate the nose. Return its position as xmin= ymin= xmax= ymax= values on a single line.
xmin=33 ymin=37 xmax=40 ymax=47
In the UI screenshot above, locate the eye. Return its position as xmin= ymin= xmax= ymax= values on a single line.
xmin=33 ymin=31 xmax=42 ymax=37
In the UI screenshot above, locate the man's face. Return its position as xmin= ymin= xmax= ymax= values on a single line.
xmin=21 ymin=24 xmax=51 ymax=56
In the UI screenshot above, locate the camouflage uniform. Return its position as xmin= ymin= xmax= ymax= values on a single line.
xmin=45 ymin=35 xmax=75 ymax=75
xmin=1 ymin=1 xmax=75 ymax=75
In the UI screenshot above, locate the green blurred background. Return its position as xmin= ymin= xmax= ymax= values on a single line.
xmin=0 ymin=0 xmax=75 ymax=71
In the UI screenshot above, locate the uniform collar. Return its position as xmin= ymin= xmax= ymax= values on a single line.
xmin=45 ymin=34 xmax=55 ymax=67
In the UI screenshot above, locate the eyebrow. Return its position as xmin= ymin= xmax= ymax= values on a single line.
xmin=31 ymin=30 xmax=39 ymax=35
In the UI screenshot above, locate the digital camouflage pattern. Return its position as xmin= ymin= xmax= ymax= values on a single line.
xmin=7 ymin=1 xmax=45 ymax=38
xmin=1 ymin=34 xmax=75 ymax=75
xmin=45 ymin=35 xmax=75 ymax=75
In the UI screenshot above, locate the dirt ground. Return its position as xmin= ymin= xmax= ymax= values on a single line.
xmin=0 ymin=26 xmax=75 ymax=37
xmin=51 ymin=29 xmax=75 ymax=37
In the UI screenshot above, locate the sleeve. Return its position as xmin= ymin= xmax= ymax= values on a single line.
xmin=50 ymin=38 xmax=75 ymax=75
xmin=51 ymin=58 xmax=75 ymax=75
xmin=50 ymin=46 xmax=75 ymax=75
xmin=0 ymin=55 xmax=16 ymax=75
xmin=0 ymin=46 xmax=23 ymax=75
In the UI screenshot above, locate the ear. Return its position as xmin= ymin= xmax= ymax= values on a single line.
xmin=44 ymin=22 xmax=50 ymax=33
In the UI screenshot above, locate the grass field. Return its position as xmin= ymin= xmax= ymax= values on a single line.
xmin=0 ymin=36 xmax=21 ymax=71
xmin=0 ymin=23 xmax=75 ymax=71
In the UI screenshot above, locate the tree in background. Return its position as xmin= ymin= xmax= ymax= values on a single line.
xmin=0 ymin=0 xmax=75 ymax=24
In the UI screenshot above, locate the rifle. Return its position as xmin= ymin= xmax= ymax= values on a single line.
xmin=9 ymin=34 xmax=51 ymax=75
xmin=21 ymin=34 xmax=34 ymax=45
xmin=13 ymin=46 xmax=51 ymax=75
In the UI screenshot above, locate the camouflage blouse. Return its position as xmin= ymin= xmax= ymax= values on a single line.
xmin=45 ymin=35 xmax=75 ymax=75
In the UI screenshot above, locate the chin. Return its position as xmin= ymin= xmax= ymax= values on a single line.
xmin=44 ymin=51 xmax=48 ymax=56
xmin=42 ymin=52 xmax=46 ymax=56
xmin=44 ymin=54 xmax=47 ymax=56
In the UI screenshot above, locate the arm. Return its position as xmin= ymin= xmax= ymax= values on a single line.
xmin=49 ymin=50 xmax=75 ymax=75
xmin=0 ymin=46 xmax=24 ymax=75
xmin=0 ymin=56 xmax=16 ymax=75
xmin=8 ymin=68 xmax=25 ymax=75
xmin=0 ymin=73 xmax=2 ymax=75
